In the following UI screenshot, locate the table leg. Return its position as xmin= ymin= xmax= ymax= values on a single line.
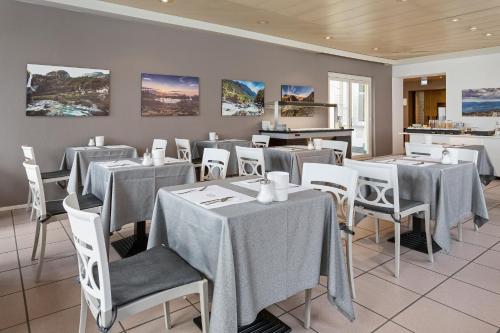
xmin=111 ymin=221 xmax=148 ymax=258
xmin=193 ymin=309 xmax=291 ymax=333
xmin=388 ymin=217 xmax=441 ymax=254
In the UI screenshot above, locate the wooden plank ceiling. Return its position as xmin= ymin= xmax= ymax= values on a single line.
xmin=103 ymin=0 xmax=500 ymax=60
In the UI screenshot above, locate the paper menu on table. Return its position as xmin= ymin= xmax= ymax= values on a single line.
xmin=163 ymin=157 xmax=187 ymax=164
xmin=377 ymin=159 xmax=436 ymax=167
xmin=172 ymin=185 xmax=255 ymax=209
xmin=98 ymin=160 xmax=141 ymax=168
xmin=103 ymin=145 xmax=131 ymax=149
xmin=73 ymin=146 xmax=101 ymax=150
xmin=231 ymin=179 xmax=309 ymax=193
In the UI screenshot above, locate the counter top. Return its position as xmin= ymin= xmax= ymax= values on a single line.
xmin=260 ymin=128 xmax=354 ymax=134
xmin=402 ymin=132 xmax=500 ymax=139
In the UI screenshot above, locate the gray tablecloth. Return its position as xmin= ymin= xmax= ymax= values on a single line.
xmin=264 ymin=146 xmax=336 ymax=184
xmin=82 ymin=158 xmax=195 ymax=247
xmin=192 ymin=139 xmax=252 ymax=176
xmin=148 ymin=176 xmax=355 ymax=333
xmin=61 ymin=146 xmax=138 ymax=193
xmin=462 ymin=145 xmax=496 ymax=185
xmin=361 ymin=157 xmax=489 ymax=252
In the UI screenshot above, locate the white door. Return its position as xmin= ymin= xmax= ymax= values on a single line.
xmin=329 ymin=73 xmax=372 ymax=157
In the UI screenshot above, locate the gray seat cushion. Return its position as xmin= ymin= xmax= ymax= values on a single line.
xmin=108 ymin=245 xmax=204 ymax=307
xmin=41 ymin=169 xmax=70 ymax=180
xmin=355 ymin=194 xmax=424 ymax=214
xmin=43 ymin=194 xmax=102 ymax=221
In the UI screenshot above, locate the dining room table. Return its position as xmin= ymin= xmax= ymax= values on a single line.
xmin=448 ymin=144 xmax=496 ymax=185
xmin=148 ymin=176 xmax=355 ymax=333
xmin=61 ymin=145 xmax=138 ymax=193
xmin=264 ymin=145 xmax=337 ymax=184
xmin=192 ymin=139 xmax=252 ymax=176
xmin=363 ymin=155 xmax=489 ymax=253
xmin=82 ymin=157 xmax=195 ymax=257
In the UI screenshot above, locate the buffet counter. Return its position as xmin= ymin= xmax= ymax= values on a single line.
xmin=260 ymin=128 xmax=354 ymax=157
xmin=405 ymin=131 xmax=500 ymax=177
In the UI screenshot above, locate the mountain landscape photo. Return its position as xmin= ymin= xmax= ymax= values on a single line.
xmin=141 ymin=74 xmax=200 ymax=116
xmin=26 ymin=64 xmax=110 ymax=116
xmin=221 ymin=79 xmax=264 ymax=116
xmin=281 ymin=85 xmax=315 ymax=117
xmin=462 ymin=88 xmax=500 ymax=117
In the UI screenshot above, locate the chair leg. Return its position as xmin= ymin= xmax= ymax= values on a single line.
xmin=346 ymin=234 xmax=356 ymax=299
xmin=374 ymin=218 xmax=380 ymax=244
xmin=199 ymin=280 xmax=209 ymax=333
xmin=79 ymin=290 xmax=88 ymax=333
xmin=474 ymin=224 xmax=479 ymax=232
xmin=35 ymin=224 xmax=47 ymax=281
xmin=394 ymin=223 xmax=400 ymax=278
xmin=304 ymin=288 xmax=312 ymax=329
xmin=26 ymin=189 xmax=32 ymax=212
xmin=424 ymin=210 xmax=434 ymax=263
xmin=163 ymin=301 xmax=172 ymax=330
xmin=408 ymin=215 xmax=413 ymax=230
xmin=457 ymin=221 xmax=463 ymax=242
xmin=31 ymin=222 xmax=41 ymax=261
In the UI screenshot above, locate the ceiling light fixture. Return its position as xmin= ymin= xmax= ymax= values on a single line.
xmin=160 ymin=0 xmax=170 ymax=3
xmin=469 ymin=26 xmax=478 ymax=31
xmin=451 ymin=18 xmax=460 ymax=22
xmin=257 ymin=20 xmax=269 ymax=24
xmin=324 ymin=36 xmax=333 ymax=40
xmin=421 ymin=77 xmax=428 ymax=86
xmin=485 ymin=33 xmax=493 ymax=37
xmin=373 ymin=47 xmax=379 ymax=51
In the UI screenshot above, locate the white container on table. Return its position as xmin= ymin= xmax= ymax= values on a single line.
xmin=152 ymin=148 xmax=165 ymax=166
xmin=95 ymin=136 xmax=105 ymax=147
xmin=209 ymin=132 xmax=217 ymax=141
xmin=268 ymin=171 xmax=289 ymax=202
xmin=313 ymin=139 xmax=323 ymax=150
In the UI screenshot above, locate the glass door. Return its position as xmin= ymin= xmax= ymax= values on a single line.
xmin=328 ymin=73 xmax=372 ymax=157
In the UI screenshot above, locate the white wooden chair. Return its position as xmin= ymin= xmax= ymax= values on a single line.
xmin=235 ymin=146 xmax=265 ymax=177
xmin=63 ymin=193 xmax=209 ymax=333
xmin=22 ymin=146 xmax=71 ymax=219
xmin=321 ymin=140 xmax=348 ymax=165
xmin=449 ymin=148 xmax=480 ymax=235
xmin=175 ymin=138 xmax=202 ymax=166
xmin=22 ymin=162 xmax=102 ymax=281
xmin=200 ymin=148 xmax=230 ymax=181
xmin=252 ymin=135 xmax=270 ymax=148
xmin=302 ymin=163 xmax=358 ymax=303
xmin=152 ymin=139 xmax=168 ymax=152
xmin=344 ymin=159 xmax=434 ymax=277
xmin=405 ymin=142 xmax=443 ymax=159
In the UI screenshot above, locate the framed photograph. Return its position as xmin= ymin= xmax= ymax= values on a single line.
xmin=26 ymin=64 xmax=110 ymax=116
xmin=281 ymin=84 xmax=314 ymax=117
xmin=221 ymin=79 xmax=264 ymax=116
xmin=141 ymin=73 xmax=200 ymax=116
xmin=462 ymin=88 xmax=500 ymax=117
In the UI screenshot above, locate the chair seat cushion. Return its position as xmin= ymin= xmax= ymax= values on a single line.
xmin=107 ymin=245 xmax=203 ymax=307
xmin=45 ymin=194 xmax=102 ymax=218
xmin=355 ymin=195 xmax=424 ymax=214
xmin=41 ymin=169 xmax=70 ymax=180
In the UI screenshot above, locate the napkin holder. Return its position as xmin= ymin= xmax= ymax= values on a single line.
xmin=95 ymin=136 xmax=105 ymax=147
xmin=209 ymin=132 xmax=217 ymax=141
xmin=152 ymin=148 xmax=165 ymax=166
xmin=268 ymin=171 xmax=289 ymax=202
xmin=313 ymin=138 xmax=323 ymax=150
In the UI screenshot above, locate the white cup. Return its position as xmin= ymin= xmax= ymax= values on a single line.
xmin=268 ymin=171 xmax=289 ymax=202
xmin=152 ymin=148 xmax=165 ymax=166
xmin=313 ymin=139 xmax=323 ymax=150
xmin=95 ymin=136 xmax=105 ymax=147
xmin=209 ymin=132 xmax=217 ymax=141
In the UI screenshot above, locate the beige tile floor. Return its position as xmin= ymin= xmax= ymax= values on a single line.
xmin=1 ymin=181 xmax=500 ymax=333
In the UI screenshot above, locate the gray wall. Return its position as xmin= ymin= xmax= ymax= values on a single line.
xmin=0 ymin=0 xmax=392 ymax=207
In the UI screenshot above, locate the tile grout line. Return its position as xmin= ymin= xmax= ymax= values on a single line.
xmin=10 ymin=210 xmax=32 ymax=333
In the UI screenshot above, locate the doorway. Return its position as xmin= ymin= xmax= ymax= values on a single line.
xmin=328 ymin=73 xmax=372 ymax=157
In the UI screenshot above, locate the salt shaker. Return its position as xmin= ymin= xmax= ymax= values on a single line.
xmin=257 ymin=173 xmax=274 ymax=204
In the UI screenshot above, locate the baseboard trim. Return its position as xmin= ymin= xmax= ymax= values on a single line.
xmin=0 ymin=204 xmax=28 ymax=212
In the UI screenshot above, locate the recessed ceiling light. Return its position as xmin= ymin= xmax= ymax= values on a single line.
xmin=373 ymin=47 xmax=379 ymax=51
xmin=451 ymin=18 xmax=460 ymax=22
xmin=324 ymin=36 xmax=333 ymax=40
xmin=397 ymin=0 xmax=408 ymax=2
xmin=469 ymin=26 xmax=478 ymax=31
xmin=160 ymin=0 xmax=170 ymax=3
xmin=257 ymin=20 xmax=269 ymax=24
xmin=485 ymin=33 xmax=493 ymax=37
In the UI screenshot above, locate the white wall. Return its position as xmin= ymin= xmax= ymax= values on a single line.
xmin=392 ymin=51 xmax=500 ymax=153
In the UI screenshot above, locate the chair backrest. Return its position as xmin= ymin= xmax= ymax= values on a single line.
xmin=322 ymin=140 xmax=348 ymax=165
xmin=21 ymin=146 xmax=36 ymax=163
xmin=344 ymin=159 xmax=401 ymax=214
xmin=201 ymin=148 xmax=230 ymax=181
xmin=152 ymin=139 xmax=168 ymax=151
xmin=450 ymin=148 xmax=478 ymax=165
xmin=301 ymin=163 xmax=358 ymax=228
xmin=63 ymin=193 xmax=112 ymax=323
xmin=405 ymin=142 xmax=443 ymax=159
xmin=175 ymin=138 xmax=193 ymax=162
xmin=235 ymin=146 xmax=265 ymax=177
xmin=252 ymin=135 xmax=270 ymax=148
xmin=22 ymin=162 xmax=46 ymax=218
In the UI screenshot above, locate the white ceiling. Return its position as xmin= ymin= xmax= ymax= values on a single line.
xmin=20 ymin=0 xmax=500 ymax=64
